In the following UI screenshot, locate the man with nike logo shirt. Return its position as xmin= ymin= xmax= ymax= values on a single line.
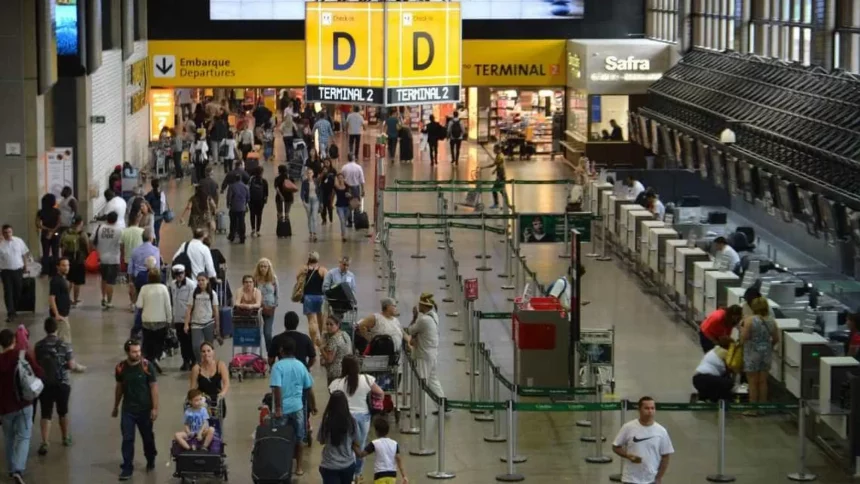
xmin=612 ymin=396 xmax=674 ymax=484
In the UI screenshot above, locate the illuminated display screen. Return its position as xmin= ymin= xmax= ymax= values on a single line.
xmin=56 ymin=0 xmax=78 ymax=56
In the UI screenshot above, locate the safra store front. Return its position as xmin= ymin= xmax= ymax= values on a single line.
xmin=564 ymin=39 xmax=672 ymax=165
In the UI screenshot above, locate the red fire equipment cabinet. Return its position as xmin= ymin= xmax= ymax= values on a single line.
xmin=513 ymin=297 xmax=572 ymax=388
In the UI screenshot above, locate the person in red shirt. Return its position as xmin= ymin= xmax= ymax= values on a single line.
xmin=0 ymin=328 xmax=45 ymax=483
xmin=699 ymin=305 xmax=743 ymax=353
xmin=846 ymin=311 xmax=860 ymax=359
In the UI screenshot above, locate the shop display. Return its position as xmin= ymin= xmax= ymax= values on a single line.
xmin=489 ymin=88 xmax=562 ymax=155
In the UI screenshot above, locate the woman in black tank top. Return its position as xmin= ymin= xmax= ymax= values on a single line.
xmin=300 ymin=251 xmax=328 ymax=346
xmin=190 ymin=342 xmax=230 ymax=420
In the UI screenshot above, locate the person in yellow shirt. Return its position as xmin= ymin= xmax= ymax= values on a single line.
xmin=480 ymin=148 xmax=507 ymax=209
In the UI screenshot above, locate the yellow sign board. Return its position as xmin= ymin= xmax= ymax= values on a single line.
xmin=148 ymin=41 xmax=305 ymax=87
xmin=461 ymin=40 xmax=566 ymax=86
xmin=305 ymin=3 xmax=385 ymax=103
xmin=150 ymin=88 xmax=175 ymax=141
xmin=385 ymin=3 xmax=461 ymax=104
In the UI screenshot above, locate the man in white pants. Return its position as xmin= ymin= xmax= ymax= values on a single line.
xmin=404 ymin=293 xmax=448 ymax=415
xmin=612 ymin=396 xmax=674 ymax=484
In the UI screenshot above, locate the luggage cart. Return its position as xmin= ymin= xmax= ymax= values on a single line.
xmin=171 ymin=396 xmax=228 ymax=483
xmin=359 ymin=353 xmax=401 ymax=424
xmin=229 ymin=307 xmax=267 ymax=382
xmin=455 ymin=169 xmax=485 ymax=212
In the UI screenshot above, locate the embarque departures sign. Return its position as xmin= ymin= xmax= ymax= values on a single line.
xmin=304 ymin=2 xmax=461 ymax=106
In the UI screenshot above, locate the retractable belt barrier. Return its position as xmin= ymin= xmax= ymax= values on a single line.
xmin=379 ymin=189 xmax=815 ymax=483
xmin=394 ymin=179 xmax=577 ymax=186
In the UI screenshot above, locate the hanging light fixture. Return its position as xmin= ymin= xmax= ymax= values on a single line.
xmin=720 ymin=127 xmax=736 ymax=144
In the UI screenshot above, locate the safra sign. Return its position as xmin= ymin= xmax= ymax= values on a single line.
xmin=604 ymin=56 xmax=651 ymax=71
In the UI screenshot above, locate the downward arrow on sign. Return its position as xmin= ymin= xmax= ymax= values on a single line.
xmin=156 ymin=57 xmax=173 ymax=75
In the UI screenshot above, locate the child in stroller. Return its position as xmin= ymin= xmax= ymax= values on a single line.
xmin=175 ymin=389 xmax=216 ymax=451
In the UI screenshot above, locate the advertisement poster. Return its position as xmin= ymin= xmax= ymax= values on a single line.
xmin=519 ymin=213 xmax=559 ymax=243
xmin=39 ymin=148 xmax=75 ymax=197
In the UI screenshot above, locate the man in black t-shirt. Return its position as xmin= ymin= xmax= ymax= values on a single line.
xmin=269 ymin=311 xmax=316 ymax=368
xmin=49 ymin=258 xmax=72 ymax=341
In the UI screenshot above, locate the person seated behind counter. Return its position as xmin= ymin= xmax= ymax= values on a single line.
xmin=645 ymin=191 xmax=665 ymax=221
xmin=624 ymin=176 xmax=645 ymax=201
xmin=692 ymin=346 xmax=734 ymax=402
xmin=713 ymin=236 xmax=741 ymax=273
xmin=698 ymin=305 xmax=743 ymax=353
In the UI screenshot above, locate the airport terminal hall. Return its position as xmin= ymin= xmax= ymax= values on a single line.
xmin=3 ymin=0 xmax=860 ymax=483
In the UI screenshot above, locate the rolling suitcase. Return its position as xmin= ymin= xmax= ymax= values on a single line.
xmin=17 ymin=276 xmax=36 ymax=313
xmin=218 ymin=281 xmax=233 ymax=337
xmin=353 ymin=211 xmax=370 ymax=230
xmin=216 ymin=211 xmax=228 ymax=234
xmin=362 ymin=143 xmax=371 ymax=160
xmin=251 ymin=421 xmax=295 ymax=483
xmin=276 ymin=218 xmax=292 ymax=238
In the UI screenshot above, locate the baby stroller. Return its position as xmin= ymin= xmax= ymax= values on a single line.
xmin=171 ymin=396 xmax=228 ymax=483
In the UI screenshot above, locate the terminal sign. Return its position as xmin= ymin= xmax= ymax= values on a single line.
xmin=305 ymin=4 xmax=385 ymax=104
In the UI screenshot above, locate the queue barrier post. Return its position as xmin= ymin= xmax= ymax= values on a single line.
xmin=485 ymin=364 xmax=507 ymax=443
xmin=427 ymin=396 xmax=455 ymax=480
xmin=597 ymin=214 xmax=612 ymax=262
xmin=401 ymin=359 xmax=420 ymax=435
xmin=394 ymin=186 xmax=399 ymax=212
xmin=500 ymin=217 xmax=513 ymax=280
xmin=495 ymin=401 xmax=525 ymax=483
xmin=608 ymin=399 xmax=627 ymax=482
xmin=586 ymin=217 xmax=600 ymax=258
xmin=398 ymin=350 xmax=411 ymax=413
xmin=705 ymin=399 xmax=735 ymax=482
xmin=409 ymin=375 xmax=436 ymax=457
xmin=411 ymin=214 xmax=427 ymax=259
xmin=584 ymin=382 xmax=612 ymax=464
xmin=787 ymin=400 xmax=817 ymax=482
xmin=559 ymin=211 xmax=571 ymax=259
xmin=475 ymin=346 xmax=494 ymax=421
xmin=500 ymin=385 xmax=528 ymax=464
xmin=577 ymin=360 xmax=593 ymax=429
xmin=454 ymin=277 xmax=468 ymax=346
xmin=435 ymin=191 xmax=445 ymax=237
xmin=477 ymin=213 xmax=493 ymax=271
xmin=468 ymin=307 xmax=480 ymax=396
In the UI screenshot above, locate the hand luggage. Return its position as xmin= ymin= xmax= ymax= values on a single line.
xmin=17 ymin=276 xmax=36 ymax=313
xmin=362 ymin=143 xmax=371 ymax=160
xmin=218 ymin=281 xmax=233 ymax=337
xmin=276 ymin=218 xmax=292 ymax=238
xmin=251 ymin=421 xmax=296 ymax=482
xmin=216 ymin=211 xmax=228 ymax=234
xmin=353 ymin=211 xmax=370 ymax=230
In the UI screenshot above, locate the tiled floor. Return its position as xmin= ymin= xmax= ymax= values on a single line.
xmin=1 ymin=133 xmax=853 ymax=483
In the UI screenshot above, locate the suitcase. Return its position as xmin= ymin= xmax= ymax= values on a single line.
xmin=354 ymin=211 xmax=370 ymax=230
xmin=362 ymin=143 xmax=371 ymax=160
xmin=216 ymin=211 xmax=228 ymax=233
xmin=251 ymin=421 xmax=296 ymax=482
xmin=287 ymin=161 xmax=303 ymax=182
xmin=277 ymin=218 xmax=292 ymax=238
xmin=325 ymin=282 xmax=357 ymax=313
xmin=17 ymin=277 xmax=35 ymax=313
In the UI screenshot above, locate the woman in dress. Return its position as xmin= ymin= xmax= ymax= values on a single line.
xmin=740 ymin=296 xmax=779 ymax=413
xmin=298 ymin=251 xmax=328 ymax=345
xmin=321 ymin=314 xmax=352 ymax=385
xmin=328 ymin=355 xmax=384 ymax=482
xmin=254 ymin=258 xmax=279 ymax=358
xmin=190 ymin=341 xmax=230 ymax=419
xmin=317 ymin=391 xmax=362 ymax=484
xmin=180 ymin=185 xmax=217 ymax=234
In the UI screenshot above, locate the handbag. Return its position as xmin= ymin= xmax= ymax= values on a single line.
xmin=365 ymin=375 xmax=383 ymax=415
xmin=726 ymin=342 xmax=744 ymax=374
xmin=291 ymin=268 xmax=314 ymax=303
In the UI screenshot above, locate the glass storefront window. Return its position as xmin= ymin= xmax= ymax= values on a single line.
xmin=488 ymin=88 xmax=564 ymax=155
xmin=588 ymin=95 xmax=629 ymax=142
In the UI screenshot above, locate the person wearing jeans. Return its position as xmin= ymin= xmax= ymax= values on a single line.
xmin=185 ymin=274 xmax=220 ymax=363
xmin=0 ymin=328 xmax=43 ymax=483
xmin=346 ymin=106 xmax=365 ymax=159
xmin=112 ymin=339 xmax=158 ymax=481
xmin=0 ymin=224 xmax=29 ymax=323
xmin=302 ymin=169 xmax=321 ymax=242
xmin=226 ymin=175 xmax=250 ymax=244
xmin=254 ymin=258 xmax=279 ymax=358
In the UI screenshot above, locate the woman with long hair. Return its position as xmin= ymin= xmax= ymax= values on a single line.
xmin=317 ymin=391 xmax=362 ymax=484
xmin=319 ymin=158 xmax=337 ymax=226
xmin=253 ymin=258 xmax=279 ymax=358
xmin=183 ymin=273 xmax=221 ymax=363
xmin=36 ymin=193 xmax=61 ymax=276
xmin=180 ymin=185 xmax=217 ymax=234
xmin=299 ymin=251 xmax=328 ymax=345
xmin=328 ymin=355 xmax=384 ymax=482
xmin=190 ymin=341 xmax=230 ymax=419
xmin=135 ymin=267 xmax=172 ymax=374
xmin=301 ymin=167 xmax=321 ymax=242
xmin=333 ymin=173 xmax=350 ymax=242
xmin=740 ymin=297 xmax=779 ymax=414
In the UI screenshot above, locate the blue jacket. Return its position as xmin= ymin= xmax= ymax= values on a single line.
xmin=226 ymin=181 xmax=250 ymax=212
xmin=300 ymin=179 xmax=321 ymax=204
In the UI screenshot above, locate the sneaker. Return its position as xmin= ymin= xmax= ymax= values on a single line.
xmin=118 ymin=470 xmax=133 ymax=481
xmin=38 ymin=442 xmax=48 ymax=455
xmin=101 ymin=299 xmax=107 ymax=309
xmin=105 ymin=302 xmax=113 ymax=310
xmin=72 ymin=363 xmax=86 ymax=373
xmin=11 ymin=473 xmax=25 ymax=484
xmin=63 ymin=436 xmax=72 ymax=447
xmin=146 ymin=461 xmax=155 ymax=472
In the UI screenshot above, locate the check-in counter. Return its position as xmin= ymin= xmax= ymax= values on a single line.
xmin=770 ymin=318 xmax=802 ymax=382
xmin=663 ymin=239 xmax=688 ymax=287
xmin=649 ymin=228 xmax=679 ymax=274
xmin=626 ymin=210 xmax=654 ymax=254
xmin=590 ymin=182 xmax=613 ymax=215
xmin=675 ymin=248 xmax=710 ymax=300
xmin=725 ymin=286 xmax=782 ymax=316
xmin=703 ymin=271 xmax=740 ymax=315
xmin=617 ymin=204 xmax=643 ymax=247
xmin=692 ymin=261 xmax=718 ymax=316
xmin=817 ymin=357 xmax=860 ymax=439
xmin=784 ymin=332 xmax=830 ymax=399
xmin=637 ymin=220 xmax=665 ymax=262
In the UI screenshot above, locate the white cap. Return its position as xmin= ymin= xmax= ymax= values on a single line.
xmin=171 ymin=264 xmax=186 ymax=273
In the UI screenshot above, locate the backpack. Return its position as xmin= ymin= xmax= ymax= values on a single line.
xmin=15 ymin=351 xmax=44 ymax=402
xmin=60 ymin=230 xmax=81 ymax=258
xmin=249 ymin=176 xmax=266 ymax=203
xmin=328 ymin=144 xmax=339 ymax=160
xmin=36 ymin=339 xmax=64 ymax=386
xmin=115 ymin=359 xmax=152 ymax=380
xmin=173 ymin=241 xmax=192 ymax=273
xmin=450 ymin=119 xmax=463 ymax=139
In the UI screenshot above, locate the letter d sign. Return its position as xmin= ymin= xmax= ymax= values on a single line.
xmin=412 ymin=32 xmax=434 ymax=71
xmin=333 ymin=32 xmax=356 ymax=71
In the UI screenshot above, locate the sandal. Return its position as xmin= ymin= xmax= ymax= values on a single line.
xmin=295 ymin=469 xmax=305 ymax=476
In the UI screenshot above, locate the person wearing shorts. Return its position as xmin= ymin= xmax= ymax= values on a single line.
xmin=270 ymin=337 xmax=317 ymax=476
xmin=35 ymin=317 xmax=80 ymax=455
xmin=91 ymin=212 xmax=123 ymax=309
xmin=298 ymin=251 xmax=328 ymax=346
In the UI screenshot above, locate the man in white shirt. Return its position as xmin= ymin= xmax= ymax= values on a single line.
xmin=322 ymin=256 xmax=357 ymax=293
xmin=625 ymin=176 xmax=646 ymax=201
xmin=92 ymin=212 xmax=124 ymax=309
xmin=173 ymin=229 xmax=217 ymax=280
xmin=612 ymin=396 xmax=674 ymax=484
xmin=646 ymin=192 xmax=666 ymax=221
xmin=345 ymin=106 xmax=365 ymax=159
xmin=546 ymin=275 xmax=571 ymax=311
xmin=341 ymin=154 xmax=365 ymax=226
xmin=0 ymin=224 xmax=29 ymax=322
xmin=97 ymin=189 xmax=128 ymax=229
xmin=713 ymin=236 xmax=741 ymax=273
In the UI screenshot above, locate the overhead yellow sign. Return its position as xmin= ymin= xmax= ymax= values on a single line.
xmin=305 ymin=3 xmax=385 ymax=104
xmin=461 ymin=40 xmax=566 ymax=86
xmin=386 ymin=3 xmax=461 ymax=104
xmin=148 ymin=41 xmax=305 ymax=87
xmin=149 ymin=89 xmax=175 ymax=141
